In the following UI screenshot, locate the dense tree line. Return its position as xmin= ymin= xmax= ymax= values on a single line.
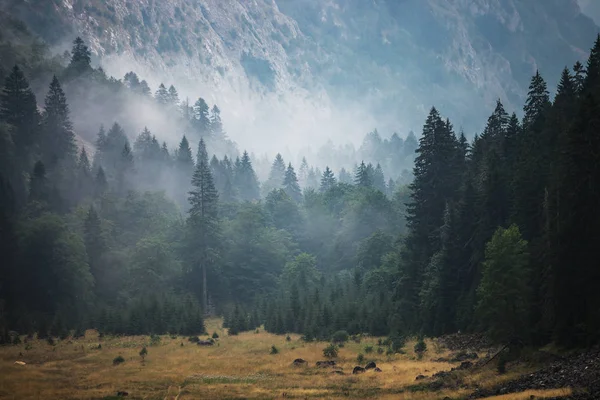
xmin=0 ymin=36 xmax=407 ymax=341
xmin=244 ymin=35 xmax=600 ymax=348
xmin=2 ymin=27 xmax=599 ymax=350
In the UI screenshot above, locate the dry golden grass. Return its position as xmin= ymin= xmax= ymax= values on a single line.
xmin=0 ymin=319 xmax=571 ymax=400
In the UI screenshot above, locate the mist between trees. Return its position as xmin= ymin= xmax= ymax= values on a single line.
xmin=1 ymin=30 xmax=600 ymax=348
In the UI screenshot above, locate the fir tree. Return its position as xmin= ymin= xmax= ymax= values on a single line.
xmin=233 ymin=151 xmax=260 ymax=201
xmin=264 ymin=153 xmax=286 ymax=194
xmin=283 ymin=163 xmax=302 ymax=203
xmin=319 ymin=167 xmax=336 ymax=192
xmin=210 ymin=105 xmax=224 ymax=138
xmin=155 ymin=84 xmax=170 ymax=105
xmin=168 ymin=85 xmax=179 ymax=106
xmin=354 ymin=161 xmax=372 ymax=187
xmin=66 ymin=37 xmax=92 ymax=76
xmin=42 ymin=76 xmax=76 ymax=169
xmin=193 ymin=98 xmax=211 ymax=137
xmin=188 ymin=147 xmax=220 ymax=311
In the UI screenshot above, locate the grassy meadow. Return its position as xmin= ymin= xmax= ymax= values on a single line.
xmin=0 ymin=319 xmax=571 ymax=400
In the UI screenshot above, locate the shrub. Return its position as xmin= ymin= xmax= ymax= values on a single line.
xmin=46 ymin=337 xmax=55 ymax=346
xmin=286 ymin=335 xmax=291 ymax=342
xmin=113 ymin=355 xmax=125 ymax=365
xmin=357 ymin=353 xmax=365 ymax=364
xmin=377 ymin=338 xmax=383 ymax=346
xmin=414 ymin=337 xmax=427 ymax=360
xmin=13 ymin=336 xmax=22 ymax=345
xmin=150 ymin=334 xmax=161 ymax=346
xmin=351 ymin=334 xmax=361 ymax=343
xmin=170 ymin=334 xmax=177 ymax=340
xmin=323 ymin=343 xmax=338 ymax=358
xmin=364 ymin=345 xmax=374 ymax=354
xmin=188 ymin=336 xmax=200 ymax=343
xmin=386 ymin=347 xmax=394 ymax=356
xmin=377 ymin=346 xmax=384 ymax=354
xmin=139 ymin=346 xmax=147 ymax=360
xmin=331 ymin=330 xmax=349 ymax=344
xmin=270 ymin=345 xmax=279 ymax=355
xmin=212 ymin=332 xmax=219 ymax=339
xmin=389 ymin=332 xmax=406 ymax=353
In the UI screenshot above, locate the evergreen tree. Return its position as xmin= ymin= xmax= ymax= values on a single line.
xmin=354 ymin=161 xmax=372 ymax=187
xmin=0 ymin=65 xmax=39 ymax=167
xmin=193 ymin=98 xmax=211 ymax=137
xmin=66 ymin=37 xmax=92 ymax=76
xmin=373 ymin=164 xmax=386 ymax=193
xmin=167 ymin=85 xmax=179 ymax=106
xmin=319 ymin=167 xmax=336 ymax=192
xmin=264 ymin=153 xmax=286 ymax=194
xmin=298 ymin=157 xmax=309 ymax=187
xmin=155 ymin=84 xmax=170 ymax=105
xmin=283 ymin=163 xmax=302 ymax=203
xmin=476 ymin=225 xmax=530 ymax=343
xmin=196 ymin=138 xmax=208 ymax=166
xmin=209 ymin=105 xmax=224 ymax=138
xmin=42 ymin=76 xmax=76 ymax=170
xmin=188 ymin=148 xmax=220 ymax=311
xmin=233 ymin=151 xmax=260 ymax=201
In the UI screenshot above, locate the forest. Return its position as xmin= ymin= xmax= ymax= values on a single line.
xmin=1 ymin=21 xmax=599 ymax=350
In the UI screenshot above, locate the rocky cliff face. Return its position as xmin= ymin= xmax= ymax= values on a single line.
xmin=1 ymin=0 xmax=598 ymax=149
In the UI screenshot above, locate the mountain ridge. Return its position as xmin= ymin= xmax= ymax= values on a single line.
xmin=1 ymin=0 xmax=598 ymax=150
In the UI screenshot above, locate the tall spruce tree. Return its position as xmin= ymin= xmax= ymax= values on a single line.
xmin=233 ymin=151 xmax=260 ymax=201
xmin=319 ymin=167 xmax=336 ymax=192
xmin=188 ymin=145 xmax=220 ymax=312
xmin=42 ymin=76 xmax=76 ymax=170
xmin=283 ymin=163 xmax=302 ymax=203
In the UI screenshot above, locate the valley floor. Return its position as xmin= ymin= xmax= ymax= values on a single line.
xmin=0 ymin=319 xmax=576 ymax=399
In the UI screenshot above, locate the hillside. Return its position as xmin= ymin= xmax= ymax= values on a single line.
xmin=0 ymin=0 xmax=598 ymax=150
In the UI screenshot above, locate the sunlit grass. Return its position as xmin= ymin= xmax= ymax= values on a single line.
xmin=0 ymin=319 xmax=571 ymax=399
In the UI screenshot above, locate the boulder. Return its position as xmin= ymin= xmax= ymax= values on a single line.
xmin=365 ymin=361 xmax=377 ymax=370
xmin=197 ymin=340 xmax=214 ymax=346
xmin=456 ymin=361 xmax=473 ymax=370
xmin=293 ymin=358 xmax=307 ymax=366
xmin=353 ymin=366 xmax=366 ymax=374
xmin=316 ymin=360 xmax=336 ymax=367
xmin=374 ymin=367 xmax=382 ymax=372
xmin=416 ymin=374 xmax=427 ymax=380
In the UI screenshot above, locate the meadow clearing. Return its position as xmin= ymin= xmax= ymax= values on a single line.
xmin=0 ymin=319 xmax=572 ymax=400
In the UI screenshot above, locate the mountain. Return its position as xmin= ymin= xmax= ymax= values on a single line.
xmin=1 ymin=0 xmax=598 ymax=151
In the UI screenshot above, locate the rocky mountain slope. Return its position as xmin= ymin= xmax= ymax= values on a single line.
xmin=1 ymin=0 xmax=598 ymax=150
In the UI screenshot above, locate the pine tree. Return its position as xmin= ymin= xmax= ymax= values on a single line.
xmin=397 ymin=107 xmax=459 ymax=332
xmin=84 ymin=206 xmax=107 ymax=296
xmin=168 ymin=85 xmax=179 ymax=106
xmin=193 ymin=98 xmax=211 ymax=137
xmin=66 ymin=37 xmax=92 ymax=76
xmin=583 ymin=34 xmax=600 ymax=92
xmin=298 ymin=157 xmax=309 ymax=188
xmin=0 ymin=65 xmax=39 ymax=166
xmin=116 ymin=143 xmax=134 ymax=194
xmin=354 ymin=161 xmax=372 ymax=187
xmin=283 ymin=163 xmax=302 ymax=203
xmin=94 ymin=166 xmax=107 ymax=196
xmin=209 ymin=105 xmax=224 ymax=138
xmin=264 ymin=153 xmax=286 ymax=194
xmin=42 ymin=76 xmax=76 ymax=170
xmin=196 ymin=138 xmax=208 ymax=166
xmin=373 ymin=164 xmax=386 ymax=193
xmin=155 ymin=84 xmax=170 ymax=105
xmin=188 ymin=147 xmax=220 ymax=311
xmin=233 ymin=151 xmax=260 ymax=201
xmin=319 ymin=167 xmax=336 ymax=192
xmin=476 ymin=225 xmax=530 ymax=343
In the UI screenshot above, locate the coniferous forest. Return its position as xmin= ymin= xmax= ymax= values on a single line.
xmin=1 ymin=22 xmax=600 ymax=351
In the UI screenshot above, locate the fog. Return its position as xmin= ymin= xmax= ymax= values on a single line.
xmin=98 ymin=51 xmax=386 ymax=159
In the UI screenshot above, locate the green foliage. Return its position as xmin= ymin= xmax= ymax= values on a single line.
xmin=150 ymin=335 xmax=161 ymax=346
xmin=112 ymin=355 xmax=125 ymax=365
xmin=270 ymin=345 xmax=279 ymax=355
xmin=414 ymin=338 xmax=427 ymax=359
xmin=212 ymin=332 xmax=219 ymax=339
xmin=139 ymin=346 xmax=147 ymax=359
xmin=364 ymin=345 xmax=373 ymax=354
xmin=323 ymin=343 xmax=338 ymax=358
xmin=357 ymin=353 xmax=365 ymax=364
xmin=476 ymin=225 xmax=530 ymax=343
xmin=331 ymin=330 xmax=349 ymax=344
